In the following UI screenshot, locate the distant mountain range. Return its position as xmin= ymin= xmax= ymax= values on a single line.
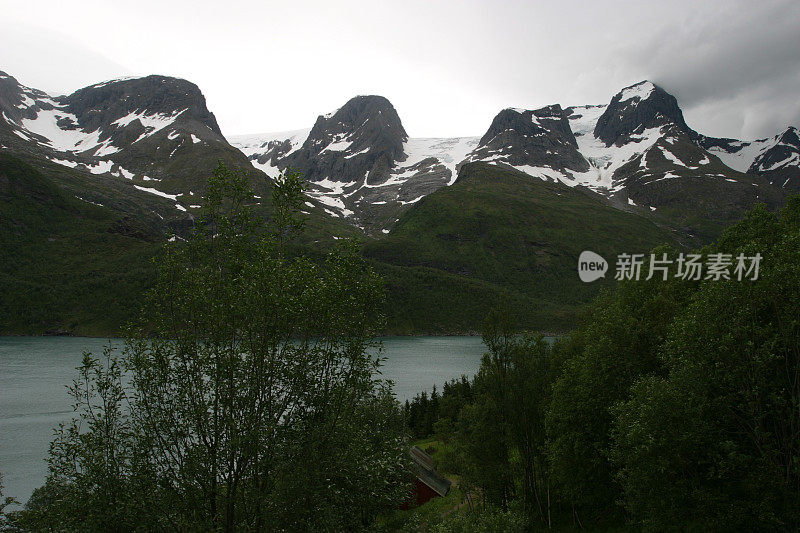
xmin=230 ymin=80 xmax=797 ymax=237
xmin=2 ymin=69 xmax=797 ymax=237
xmin=1 ymin=67 xmax=797 ymax=334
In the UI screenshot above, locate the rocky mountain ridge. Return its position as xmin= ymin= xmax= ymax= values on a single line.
xmin=1 ymin=69 xmax=796 ymax=238
xmin=0 ymin=70 xmax=264 ymax=218
xmin=232 ymin=80 xmax=794 ymax=236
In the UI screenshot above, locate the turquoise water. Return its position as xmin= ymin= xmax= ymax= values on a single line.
xmin=0 ymin=335 xmax=486 ymax=505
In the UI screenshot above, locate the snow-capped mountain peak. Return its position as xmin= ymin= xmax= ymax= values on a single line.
xmin=0 ymin=69 xmax=257 ymax=212
xmin=3 ymin=65 xmax=798 ymax=237
xmin=594 ymin=80 xmax=694 ymax=148
xmin=618 ymin=80 xmax=656 ymax=104
xmin=230 ymin=95 xmax=480 ymax=232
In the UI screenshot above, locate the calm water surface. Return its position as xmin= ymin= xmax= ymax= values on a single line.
xmin=0 ymin=335 xmax=486 ymax=505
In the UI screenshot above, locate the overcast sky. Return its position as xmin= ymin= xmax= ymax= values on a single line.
xmin=1 ymin=0 xmax=798 ymax=140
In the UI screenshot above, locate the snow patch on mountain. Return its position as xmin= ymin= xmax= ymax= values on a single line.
xmin=398 ymin=137 xmax=479 ymax=185
xmin=660 ymin=146 xmax=684 ymax=166
xmin=229 ymin=128 xmax=312 ymax=177
xmin=86 ymin=160 xmax=115 ymax=175
xmin=305 ymin=177 xmax=356 ymax=217
xmin=87 ymin=76 xmax=140 ymax=89
xmin=511 ymin=165 xmax=578 ymax=185
xmin=619 ymin=81 xmax=655 ymax=103
xmin=18 ymin=107 xmax=117 ymax=156
xmin=47 ymin=156 xmax=79 ymax=168
xmin=320 ymin=133 xmax=353 ymax=154
xmin=568 ymin=105 xmax=664 ymax=189
xmin=113 ymin=108 xmax=188 ymax=143
xmin=706 ymin=140 xmax=769 ymax=172
xmin=761 ymin=152 xmax=799 ymax=172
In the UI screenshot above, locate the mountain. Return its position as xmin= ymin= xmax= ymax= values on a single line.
xmin=3 ymin=70 xmax=796 ymax=237
xmin=700 ymin=126 xmax=800 ymax=190
xmin=593 ymin=81 xmax=695 ymax=146
xmin=0 ymin=70 xmax=361 ymax=334
xmin=365 ymin=162 xmax=682 ymax=333
xmin=0 ymin=70 xmax=267 ymax=213
xmin=0 ymin=151 xmax=160 ymax=334
xmin=462 ymin=104 xmax=590 ymax=181
xmin=233 ymin=80 xmax=794 ymax=239
xmin=560 ymin=82 xmax=786 ymax=240
xmin=230 ymin=96 xmax=479 ymax=233
xmin=1 ymin=66 xmax=798 ymax=335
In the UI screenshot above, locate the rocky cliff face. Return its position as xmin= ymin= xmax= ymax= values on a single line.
xmin=230 ymin=95 xmax=479 ymax=233
xmin=0 ymin=70 xmax=262 ymax=212
xmin=465 ymin=104 xmax=589 ymax=176
xmin=61 ymin=75 xmax=222 ymax=136
xmin=282 ymin=95 xmax=407 ymax=186
xmin=750 ymin=127 xmax=800 ymax=189
xmin=593 ymin=81 xmax=696 ymax=146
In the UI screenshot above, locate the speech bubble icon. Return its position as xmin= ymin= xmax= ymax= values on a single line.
xmin=578 ymin=251 xmax=608 ymax=282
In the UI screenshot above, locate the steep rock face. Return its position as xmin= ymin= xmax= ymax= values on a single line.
xmin=0 ymin=71 xmax=53 ymax=125
xmin=559 ymin=83 xmax=787 ymax=242
xmin=751 ymin=127 xmax=800 ymax=173
xmin=467 ymin=104 xmax=589 ymax=175
xmin=610 ymin=128 xmax=784 ymax=241
xmin=751 ymin=127 xmax=800 ymax=190
xmin=594 ymin=81 xmax=695 ymax=146
xmin=230 ymin=96 xmax=479 ymax=233
xmin=700 ymin=126 xmax=800 ymax=191
xmin=283 ymin=95 xmax=407 ymax=186
xmin=61 ymin=75 xmax=222 ymax=136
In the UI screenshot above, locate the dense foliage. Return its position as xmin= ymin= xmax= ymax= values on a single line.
xmin=8 ymin=163 xmax=410 ymax=531
xmin=401 ymin=197 xmax=800 ymax=531
xmin=0 ymin=152 xmax=159 ymax=335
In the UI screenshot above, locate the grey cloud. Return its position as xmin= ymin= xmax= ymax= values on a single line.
xmin=624 ymin=0 xmax=800 ymax=139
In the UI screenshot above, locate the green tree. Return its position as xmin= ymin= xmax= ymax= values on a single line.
xmin=0 ymin=473 xmax=18 ymax=530
xmin=446 ymin=297 xmax=555 ymax=526
xmin=22 ymin=163 xmax=410 ymax=531
xmin=545 ymin=248 xmax=693 ymax=525
xmin=611 ymin=200 xmax=800 ymax=530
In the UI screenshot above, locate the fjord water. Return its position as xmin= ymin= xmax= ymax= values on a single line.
xmin=0 ymin=335 xmax=486 ymax=505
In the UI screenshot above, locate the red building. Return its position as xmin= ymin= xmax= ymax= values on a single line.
xmin=400 ymin=446 xmax=452 ymax=509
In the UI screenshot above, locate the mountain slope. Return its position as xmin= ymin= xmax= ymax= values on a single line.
xmin=462 ymin=104 xmax=591 ymax=184
xmin=0 ymin=70 xmax=268 ymax=212
xmin=0 ymin=152 xmax=160 ymax=334
xmin=231 ymin=80 xmax=795 ymax=239
xmin=230 ymin=96 xmax=480 ymax=234
xmin=4 ymin=69 xmax=797 ymax=240
xmin=364 ymin=162 xmax=683 ymax=332
xmin=2 ymin=66 xmax=798 ymax=336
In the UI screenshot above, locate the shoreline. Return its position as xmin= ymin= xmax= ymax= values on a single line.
xmin=0 ymin=330 xmax=566 ymax=339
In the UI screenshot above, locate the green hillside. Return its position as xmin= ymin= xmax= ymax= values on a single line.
xmin=0 ymin=152 xmax=161 ymax=335
xmin=0 ymin=153 xmax=359 ymax=335
xmin=0 ymin=157 xmax=721 ymax=336
xmin=366 ymin=162 xmax=683 ymax=332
